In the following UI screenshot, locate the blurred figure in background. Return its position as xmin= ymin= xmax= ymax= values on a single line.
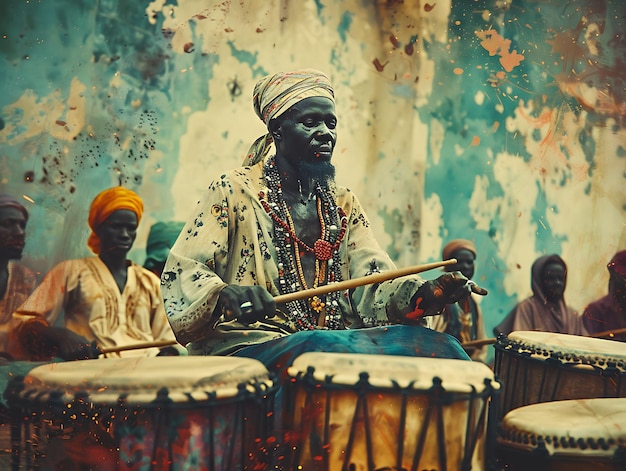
xmin=0 ymin=194 xmax=37 ymax=360
xmin=494 ymin=254 xmax=587 ymax=336
xmin=143 ymin=221 xmax=185 ymax=278
xmin=582 ymin=250 xmax=626 ymax=341
xmin=9 ymin=187 xmax=183 ymax=361
xmin=431 ymin=239 xmax=488 ymax=362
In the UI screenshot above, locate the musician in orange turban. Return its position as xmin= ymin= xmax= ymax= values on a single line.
xmin=87 ymin=186 xmax=144 ymax=254
xmin=10 ymin=187 xmax=183 ymax=361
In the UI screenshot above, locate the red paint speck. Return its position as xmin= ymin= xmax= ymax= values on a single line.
xmin=373 ymin=58 xmax=387 ymax=72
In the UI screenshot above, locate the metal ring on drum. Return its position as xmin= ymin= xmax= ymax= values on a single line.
xmin=6 ymin=356 xmax=277 ymax=471
xmin=279 ymin=351 xmax=501 ymax=471
xmin=493 ymin=331 xmax=626 ymax=420
xmin=496 ymin=397 xmax=626 ymax=471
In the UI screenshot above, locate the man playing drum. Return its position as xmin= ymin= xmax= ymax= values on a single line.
xmin=9 ymin=187 xmax=184 ymax=360
xmin=161 ymin=69 xmax=486 ymax=363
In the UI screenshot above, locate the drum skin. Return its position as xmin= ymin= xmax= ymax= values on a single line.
xmin=7 ymin=356 xmax=276 ymax=471
xmin=496 ymin=398 xmax=626 ymax=471
xmin=494 ymin=331 xmax=626 ymax=420
xmin=280 ymin=352 xmax=500 ymax=471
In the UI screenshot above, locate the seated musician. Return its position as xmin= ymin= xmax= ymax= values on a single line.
xmin=0 ymin=194 xmax=37 ymax=361
xmin=582 ymin=250 xmax=626 ymax=341
xmin=161 ymin=69 xmax=486 ymax=369
xmin=9 ymin=187 xmax=184 ymax=361
xmin=143 ymin=220 xmax=185 ymax=278
xmin=430 ymin=239 xmax=488 ymax=362
xmin=494 ymin=253 xmax=587 ymax=336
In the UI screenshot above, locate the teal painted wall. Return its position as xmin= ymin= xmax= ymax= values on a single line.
xmin=1 ymin=0 xmax=624 ymax=345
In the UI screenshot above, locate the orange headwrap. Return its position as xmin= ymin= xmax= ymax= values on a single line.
xmin=442 ymin=239 xmax=476 ymax=261
xmin=87 ymin=187 xmax=144 ymax=254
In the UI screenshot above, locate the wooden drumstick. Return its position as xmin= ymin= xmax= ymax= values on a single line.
xmin=273 ymin=258 xmax=458 ymax=304
xmin=99 ymin=339 xmax=179 ymax=355
xmin=461 ymin=338 xmax=497 ymax=349
xmin=589 ymin=327 xmax=626 ymax=339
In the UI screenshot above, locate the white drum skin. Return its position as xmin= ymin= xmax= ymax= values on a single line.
xmin=496 ymin=397 xmax=626 ymax=471
xmin=280 ymin=352 xmax=500 ymax=471
xmin=8 ymin=356 xmax=276 ymax=471
xmin=494 ymin=331 xmax=626 ymax=419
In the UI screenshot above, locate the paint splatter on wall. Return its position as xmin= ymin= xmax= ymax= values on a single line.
xmin=0 ymin=0 xmax=624 ymax=342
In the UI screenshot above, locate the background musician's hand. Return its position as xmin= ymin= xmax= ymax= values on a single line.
xmin=46 ymin=328 xmax=100 ymax=361
xmin=21 ymin=323 xmax=101 ymax=361
xmin=216 ymin=285 xmax=276 ymax=325
xmin=405 ymin=272 xmax=488 ymax=321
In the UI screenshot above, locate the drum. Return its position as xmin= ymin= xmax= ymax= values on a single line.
xmin=494 ymin=331 xmax=626 ymax=419
xmin=280 ymin=352 xmax=500 ymax=471
xmin=496 ymin=398 xmax=626 ymax=470
xmin=7 ymin=356 xmax=277 ymax=470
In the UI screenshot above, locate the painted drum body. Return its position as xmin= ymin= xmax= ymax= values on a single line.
xmin=496 ymin=397 xmax=626 ymax=471
xmin=494 ymin=331 xmax=626 ymax=419
xmin=7 ymin=356 xmax=276 ymax=471
xmin=281 ymin=352 xmax=500 ymax=471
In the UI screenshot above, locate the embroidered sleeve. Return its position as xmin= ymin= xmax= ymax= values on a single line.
xmin=161 ymin=176 xmax=233 ymax=344
xmin=342 ymin=190 xmax=425 ymax=325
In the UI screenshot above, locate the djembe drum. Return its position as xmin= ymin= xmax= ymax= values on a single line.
xmin=494 ymin=331 xmax=626 ymax=419
xmin=280 ymin=352 xmax=500 ymax=471
xmin=496 ymin=397 xmax=626 ymax=470
xmin=7 ymin=356 xmax=277 ymax=471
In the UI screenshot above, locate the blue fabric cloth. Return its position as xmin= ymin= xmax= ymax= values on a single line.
xmin=233 ymin=325 xmax=470 ymax=374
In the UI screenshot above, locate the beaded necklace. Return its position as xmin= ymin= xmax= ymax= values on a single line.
xmin=260 ymin=156 xmax=347 ymax=330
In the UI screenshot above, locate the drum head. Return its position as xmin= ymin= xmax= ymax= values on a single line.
xmin=21 ymin=356 xmax=273 ymax=404
xmin=288 ymin=352 xmax=498 ymax=393
xmin=505 ymin=331 xmax=626 ymax=362
xmin=499 ymin=397 xmax=626 ymax=459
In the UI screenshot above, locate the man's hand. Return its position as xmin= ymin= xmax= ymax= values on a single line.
xmin=22 ymin=323 xmax=101 ymax=361
xmin=405 ymin=272 xmax=488 ymax=322
xmin=216 ymin=285 xmax=276 ymax=325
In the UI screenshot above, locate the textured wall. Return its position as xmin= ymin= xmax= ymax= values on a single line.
xmin=1 ymin=0 xmax=624 ymax=340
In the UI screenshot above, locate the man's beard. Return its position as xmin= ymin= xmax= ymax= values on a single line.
xmin=298 ymin=160 xmax=335 ymax=189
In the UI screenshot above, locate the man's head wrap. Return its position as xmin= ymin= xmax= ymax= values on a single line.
xmin=144 ymin=221 xmax=185 ymax=270
xmin=442 ymin=239 xmax=476 ymax=261
xmin=0 ymin=194 xmax=28 ymax=220
xmin=608 ymin=250 xmax=626 ymax=277
xmin=87 ymin=187 xmax=144 ymax=254
xmin=242 ymin=69 xmax=335 ymax=166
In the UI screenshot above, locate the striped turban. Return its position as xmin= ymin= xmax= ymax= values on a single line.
xmin=87 ymin=187 xmax=144 ymax=254
xmin=243 ymin=69 xmax=335 ymax=166
xmin=0 ymin=194 xmax=28 ymax=220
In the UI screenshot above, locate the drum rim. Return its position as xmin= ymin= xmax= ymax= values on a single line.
xmin=497 ymin=397 xmax=626 ymax=458
xmin=286 ymin=352 xmax=500 ymax=393
xmin=16 ymin=356 xmax=276 ymax=404
xmin=495 ymin=333 xmax=626 ymax=371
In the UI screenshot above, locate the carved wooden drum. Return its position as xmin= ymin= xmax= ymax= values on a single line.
xmin=494 ymin=331 xmax=626 ymax=419
xmin=496 ymin=398 xmax=626 ymax=470
xmin=281 ymin=352 xmax=500 ymax=471
xmin=8 ymin=356 xmax=276 ymax=470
